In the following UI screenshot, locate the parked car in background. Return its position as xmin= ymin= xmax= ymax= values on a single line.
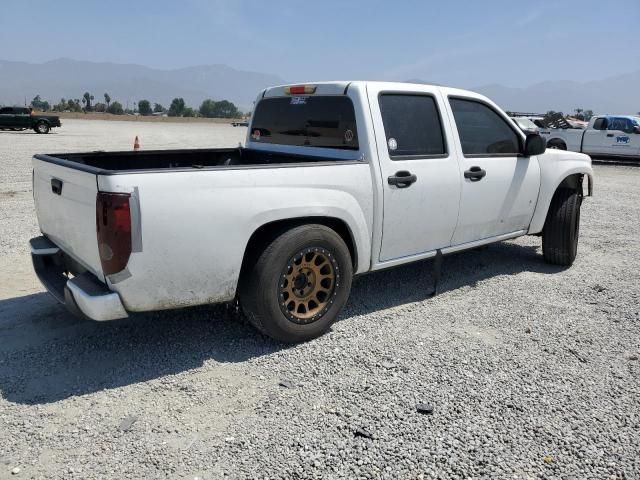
xmin=540 ymin=115 xmax=640 ymax=160
xmin=0 ymin=107 xmax=61 ymax=134
xmin=30 ymin=81 xmax=593 ymax=343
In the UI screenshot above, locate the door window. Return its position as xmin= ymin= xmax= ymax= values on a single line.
xmin=449 ymin=98 xmax=521 ymax=156
xmin=592 ymin=117 xmax=608 ymax=130
xmin=608 ymin=117 xmax=634 ymax=134
xmin=0 ymin=108 xmax=13 ymax=114
xmin=378 ymin=94 xmax=446 ymax=158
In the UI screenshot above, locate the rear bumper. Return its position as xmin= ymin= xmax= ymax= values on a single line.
xmin=30 ymin=236 xmax=128 ymax=321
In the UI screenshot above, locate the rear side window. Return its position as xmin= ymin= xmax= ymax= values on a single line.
xmin=250 ymin=96 xmax=358 ymax=150
xmin=0 ymin=107 xmax=13 ymax=114
xmin=378 ymin=94 xmax=446 ymax=158
xmin=592 ymin=117 xmax=607 ymax=130
xmin=450 ymin=98 xmax=521 ymax=155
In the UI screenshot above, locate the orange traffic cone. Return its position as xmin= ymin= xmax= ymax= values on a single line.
xmin=133 ymin=136 xmax=140 ymax=151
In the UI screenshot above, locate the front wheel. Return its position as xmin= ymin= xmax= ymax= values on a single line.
xmin=542 ymin=188 xmax=581 ymax=266
xmin=239 ymin=225 xmax=353 ymax=343
xmin=35 ymin=122 xmax=50 ymax=134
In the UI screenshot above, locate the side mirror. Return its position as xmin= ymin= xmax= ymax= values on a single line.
xmin=523 ymin=133 xmax=546 ymax=156
xmin=634 ymin=126 xmax=640 ymax=134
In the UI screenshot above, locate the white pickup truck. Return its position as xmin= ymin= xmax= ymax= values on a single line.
xmin=31 ymin=81 xmax=594 ymax=343
xmin=540 ymin=115 xmax=640 ymax=160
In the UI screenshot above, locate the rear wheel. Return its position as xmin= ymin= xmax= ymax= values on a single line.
xmin=547 ymin=139 xmax=566 ymax=150
xmin=239 ymin=225 xmax=353 ymax=343
xmin=35 ymin=121 xmax=50 ymax=134
xmin=542 ymin=188 xmax=581 ymax=266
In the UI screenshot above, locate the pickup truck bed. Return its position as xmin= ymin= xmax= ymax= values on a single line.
xmin=39 ymin=147 xmax=342 ymax=173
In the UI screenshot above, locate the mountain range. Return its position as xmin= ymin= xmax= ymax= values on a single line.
xmin=1 ymin=58 xmax=638 ymax=115
xmin=0 ymin=58 xmax=285 ymax=111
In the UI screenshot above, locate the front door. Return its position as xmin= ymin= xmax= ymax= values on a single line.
xmin=604 ymin=117 xmax=640 ymax=156
xmin=443 ymin=93 xmax=541 ymax=245
xmin=367 ymin=84 xmax=461 ymax=262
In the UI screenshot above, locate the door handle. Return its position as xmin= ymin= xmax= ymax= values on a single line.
xmin=606 ymin=133 xmax=614 ymax=137
xmin=464 ymin=166 xmax=486 ymax=181
xmin=388 ymin=170 xmax=417 ymax=188
xmin=51 ymin=178 xmax=63 ymax=195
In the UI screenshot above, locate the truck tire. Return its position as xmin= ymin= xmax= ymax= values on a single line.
xmin=542 ymin=188 xmax=581 ymax=266
xmin=547 ymin=139 xmax=566 ymax=150
xmin=239 ymin=224 xmax=353 ymax=343
xmin=35 ymin=121 xmax=50 ymax=134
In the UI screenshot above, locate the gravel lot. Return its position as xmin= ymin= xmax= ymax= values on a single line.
xmin=1 ymin=120 xmax=639 ymax=479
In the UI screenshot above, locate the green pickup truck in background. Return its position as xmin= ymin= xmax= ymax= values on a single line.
xmin=0 ymin=107 xmax=61 ymax=134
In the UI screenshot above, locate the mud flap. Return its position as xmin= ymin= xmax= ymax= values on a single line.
xmin=428 ymin=249 xmax=443 ymax=297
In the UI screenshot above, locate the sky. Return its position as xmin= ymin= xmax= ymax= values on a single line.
xmin=1 ymin=0 xmax=639 ymax=88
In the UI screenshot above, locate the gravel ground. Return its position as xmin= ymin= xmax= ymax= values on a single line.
xmin=1 ymin=120 xmax=639 ymax=479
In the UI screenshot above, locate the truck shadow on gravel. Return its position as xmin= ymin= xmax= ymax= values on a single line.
xmin=0 ymin=241 xmax=564 ymax=405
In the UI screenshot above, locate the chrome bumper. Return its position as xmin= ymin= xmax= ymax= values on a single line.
xmin=30 ymin=236 xmax=128 ymax=321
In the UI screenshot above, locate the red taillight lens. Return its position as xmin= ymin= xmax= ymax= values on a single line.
xmin=96 ymin=192 xmax=132 ymax=276
xmin=284 ymin=85 xmax=317 ymax=95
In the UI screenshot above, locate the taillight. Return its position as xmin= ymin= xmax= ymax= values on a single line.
xmin=96 ymin=192 xmax=132 ymax=276
xmin=284 ymin=85 xmax=317 ymax=95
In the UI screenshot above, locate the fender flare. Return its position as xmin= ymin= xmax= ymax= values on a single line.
xmin=528 ymin=167 xmax=593 ymax=234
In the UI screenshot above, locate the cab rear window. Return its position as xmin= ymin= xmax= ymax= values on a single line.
xmin=250 ymin=96 xmax=359 ymax=150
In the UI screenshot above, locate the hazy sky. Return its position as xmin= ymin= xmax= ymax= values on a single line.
xmin=2 ymin=0 xmax=639 ymax=87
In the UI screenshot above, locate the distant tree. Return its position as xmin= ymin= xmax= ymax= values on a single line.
xmin=153 ymin=103 xmax=164 ymax=113
xmin=82 ymin=92 xmax=93 ymax=111
xmin=66 ymin=99 xmax=82 ymax=112
xmin=213 ymin=100 xmax=239 ymax=118
xmin=30 ymin=95 xmax=50 ymax=111
xmin=199 ymin=99 xmax=217 ymax=118
xmin=107 ymin=101 xmax=124 ymax=115
xmin=138 ymin=99 xmax=152 ymax=116
xmin=198 ymin=99 xmax=240 ymax=118
xmin=104 ymin=93 xmax=111 ymax=108
xmin=53 ymin=98 xmax=66 ymax=112
xmin=571 ymin=108 xmax=594 ymax=121
xmin=182 ymin=107 xmax=197 ymax=117
xmin=93 ymin=102 xmax=106 ymax=113
xmin=168 ymin=97 xmax=186 ymax=117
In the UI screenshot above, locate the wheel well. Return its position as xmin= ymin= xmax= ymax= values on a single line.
xmin=547 ymin=138 xmax=566 ymax=147
xmin=239 ymin=217 xmax=358 ymax=281
xmin=558 ymin=173 xmax=584 ymax=196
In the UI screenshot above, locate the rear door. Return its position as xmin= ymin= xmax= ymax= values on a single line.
xmin=582 ymin=116 xmax=610 ymax=155
xmin=367 ymin=84 xmax=461 ymax=262
xmin=443 ymin=93 xmax=541 ymax=245
xmin=17 ymin=108 xmax=32 ymax=128
xmin=33 ymin=158 xmax=103 ymax=278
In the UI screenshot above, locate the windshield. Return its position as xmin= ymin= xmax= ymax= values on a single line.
xmin=250 ymin=96 xmax=359 ymax=150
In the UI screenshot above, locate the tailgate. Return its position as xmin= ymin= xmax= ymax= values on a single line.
xmin=33 ymin=157 xmax=104 ymax=279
